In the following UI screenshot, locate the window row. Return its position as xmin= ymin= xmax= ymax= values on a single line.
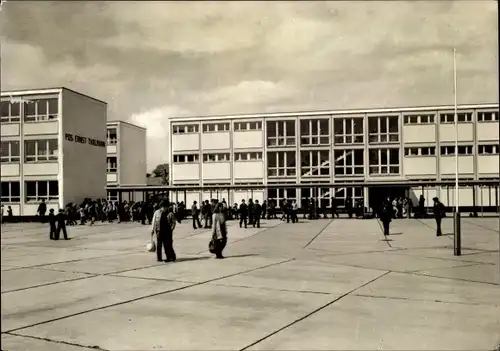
xmin=1 ymin=140 xmax=58 ymax=163
xmin=478 ymin=144 xmax=499 ymax=155
xmin=404 ymin=114 xmax=435 ymax=125
xmin=235 ymin=152 xmax=263 ymax=161
xmin=368 ymin=116 xmax=399 ymax=144
xmin=334 ymin=149 xmax=364 ymax=176
xmin=234 ymin=121 xmax=262 ymax=131
xmin=0 ymin=100 xmax=58 ymax=123
xmin=1 ymin=181 xmax=58 ymax=203
xmin=172 ymin=124 xmax=199 ymax=134
xmin=300 ymin=150 xmax=330 ymax=176
xmin=440 ymin=145 xmax=473 ymax=156
xmin=173 ymin=154 xmax=199 ymax=163
xmin=107 ymin=129 xmax=117 ymax=145
xmin=404 ymin=147 xmax=436 ymax=156
xmin=440 ymin=113 xmax=473 ymax=123
xmin=334 ymin=118 xmax=364 ymax=145
xmin=202 ymin=123 xmax=230 ymax=133
xmin=266 ymin=187 xmax=363 ymax=206
xmin=107 ymin=157 xmax=117 ymax=172
xmin=203 ymin=153 xmax=230 ymax=163
xmin=478 ymin=112 xmax=498 ymax=122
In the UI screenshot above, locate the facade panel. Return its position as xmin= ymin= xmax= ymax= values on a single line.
xmin=1 ymin=164 xmax=20 ymax=177
xmin=233 ymin=131 xmax=264 ymax=149
xmin=233 ymin=161 xmax=264 ymax=179
xmin=24 ymin=121 xmax=58 ymax=136
xmin=403 ymin=157 xmax=437 ymax=176
xmin=119 ymin=122 xmax=147 ymax=185
xmin=439 ymin=124 xmax=473 ymax=142
xmin=173 ymin=164 xmax=200 ymax=181
xmin=23 ymin=163 xmax=59 ymax=176
xmin=202 ymin=162 xmax=231 ymax=180
xmin=201 ymin=132 xmax=231 ymax=150
xmin=477 ymin=155 xmax=499 ymax=175
xmin=439 ymin=156 xmax=474 ymax=176
xmin=402 ymin=125 xmax=436 ymax=143
xmin=477 ymin=122 xmax=499 ymax=141
xmin=172 ymin=134 xmax=199 ymax=151
xmin=1 ymin=123 xmax=20 ymax=137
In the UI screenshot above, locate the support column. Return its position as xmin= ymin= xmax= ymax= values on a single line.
xmin=472 ymin=185 xmax=476 ymax=215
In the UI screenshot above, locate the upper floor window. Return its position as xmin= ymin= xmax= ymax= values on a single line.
xmin=234 ymin=121 xmax=262 ymax=131
xmin=369 ymin=148 xmax=400 ymax=175
xmin=440 ymin=112 xmax=472 ymax=123
xmin=107 ymin=128 xmax=117 ymax=145
xmin=267 ymin=121 xmax=295 ymax=147
xmin=173 ymin=154 xmax=199 ymax=163
xmin=172 ymin=124 xmax=199 ymax=134
xmin=0 ymin=141 xmax=20 ymax=163
xmin=477 ymin=111 xmax=499 ymax=122
xmin=0 ymin=101 xmax=21 ymax=123
xmin=203 ymin=153 xmax=230 ymax=162
xmin=334 ymin=117 xmax=364 ymax=145
xmin=24 ymin=139 xmax=58 ymax=162
xmin=403 ymin=114 xmax=435 ymax=125
xmin=267 ymin=151 xmax=296 ymax=177
xmin=300 ymin=119 xmax=329 ymax=146
xmin=25 ymin=180 xmax=59 ymax=202
xmin=235 ymin=152 xmax=262 ymax=161
xmin=24 ymin=99 xmax=58 ymax=122
xmin=334 ymin=149 xmax=364 ymax=176
xmin=478 ymin=144 xmax=499 ymax=155
xmin=404 ymin=147 xmax=436 ymax=156
xmin=107 ymin=156 xmax=117 ymax=172
xmin=202 ymin=122 xmax=230 ymax=133
xmin=368 ymin=116 xmax=399 ymax=144
xmin=1 ymin=181 xmax=20 ymax=203
xmin=440 ymin=145 xmax=473 ymax=156
xmin=300 ymin=150 xmax=330 ymax=177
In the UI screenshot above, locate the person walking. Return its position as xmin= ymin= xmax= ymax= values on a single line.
xmin=253 ymin=200 xmax=262 ymax=228
xmin=55 ymin=209 xmax=69 ymax=240
xmin=380 ymin=197 xmax=393 ymax=236
xmin=48 ymin=209 xmax=57 ymax=240
xmin=151 ymin=201 xmax=177 ymax=262
xmin=433 ymin=197 xmax=445 ymax=237
xmin=37 ymin=199 xmax=47 ymax=223
xmin=239 ymin=199 xmax=248 ymax=228
xmin=211 ymin=203 xmax=228 ymax=259
xmin=191 ymin=201 xmax=202 ymax=229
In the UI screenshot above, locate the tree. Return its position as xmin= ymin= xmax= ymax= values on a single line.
xmin=151 ymin=163 xmax=169 ymax=185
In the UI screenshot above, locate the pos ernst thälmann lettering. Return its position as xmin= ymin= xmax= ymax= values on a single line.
xmin=65 ymin=133 xmax=105 ymax=148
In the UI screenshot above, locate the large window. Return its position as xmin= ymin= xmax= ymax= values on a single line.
xmin=440 ymin=145 xmax=473 ymax=156
xmin=369 ymin=148 xmax=400 ymax=175
xmin=300 ymin=119 xmax=329 ymax=146
xmin=403 ymin=114 xmax=435 ymax=125
xmin=440 ymin=112 xmax=472 ymax=123
xmin=24 ymin=139 xmax=58 ymax=162
xmin=25 ymin=180 xmax=59 ymax=202
xmin=368 ymin=116 xmax=399 ymax=144
xmin=477 ymin=111 xmax=498 ymax=122
xmin=334 ymin=149 xmax=364 ymax=176
xmin=24 ymin=99 xmax=58 ymax=122
xmin=478 ymin=144 xmax=499 ymax=155
xmin=235 ymin=152 xmax=262 ymax=161
xmin=404 ymin=147 xmax=436 ymax=156
xmin=107 ymin=157 xmax=117 ymax=172
xmin=333 ymin=186 xmax=363 ymax=206
xmin=172 ymin=124 xmax=199 ymax=134
xmin=202 ymin=122 xmax=230 ymax=133
xmin=267 ymin=151 xmax=296 ymax=177
xmin=334 ymin=117 xmax=364 ymax=145
xmin=0 ymin=101 xmax=21 ymax=123
xmin=107 ymin=190 xmax=118 ymax=202
xmin=173 ymin=154 xmax=199 ymax=163
xmin=300 ymin=150 xmax=330 ymax=177
xmin=1 ymin=141 xmax=20 ymax=163
xmin=202 ymin=153 xmax=230 ymax=162
xmin=107 ymin=128 xmax=117 ymax=144
xmin=267 ymin=121 xmax=295 ymax=147
xmin=267 ymin=188 xmax=297 ymax=206
xmin=301 ymin=187 xmax=331 ymax=208
xmin=1 ymin=181 xmax=21 ymax=202
xmin=234 ymin=121 xmax=262 ymax=131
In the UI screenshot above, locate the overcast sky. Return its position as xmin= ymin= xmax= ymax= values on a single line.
xmin=1 ymin=1 xmax=498 ymax=170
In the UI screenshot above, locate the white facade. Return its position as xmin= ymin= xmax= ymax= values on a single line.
xmin=168 ymin=104 xmax=499 ymax=208
xmin=1 ymin=88 xmax=107 ymax=216
xmin=106 ymin=121 xmax=147 ymax=202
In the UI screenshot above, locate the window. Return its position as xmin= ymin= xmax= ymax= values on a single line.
xmin=107 ymin=157 xmax=117 ymax=172
xmin=267 ymin=121 xmax=295 ymax=147
xmin=107 ymin=190 xmax=118 ymax=202
xmin=267 ymin=188 xmax=297 ymax=206
xmin=369 ymin=148 xmax=400 ymax=174
xmin=440 ymin=145 xmax=473 ymax=156
xmin=107 ymin=128 xmax=117 ymax=144
xmin=334 ymin=186 xmax=363 ymax=206
xmin=368 ymin=116 xmax=399 ymax=143
xmin=267 ymin=151 xmax=296 ymax=177
xmin=235 ymin=152 xmax=262 ymax=161
xmin=24 ymin=139 xmax=58 ymax=162
xmin=300 ymin=119 xmax=329 ymax=146
xmin=25 ymin=180 xmax=59 ymax=202
xmin=235 ymin=121 xmax=262 ymax=131
xmin=0 ymin=141 xmax=20 ymax=163
xmin=440 ymin=113 xmax=472 ymax=123
xmin=334 ymin=149 xmax=364 ymax=176
xmin=300 ymin=150 xmax=330 ymax=177
xmin=404 ymin=147 xmax=436 ymax=156
xmin=334 ymin=117 xmax=364 ymax=144
xmin=203 ymin=153 xmax=230 ymax=162
xmin=403 ymin=114 xmax=435 ymax=124
xmin=478 ymin=111 xmax=499 ymax=122
xmin=24 ymin=99 xmax=58 ymax=122
xmin=478 ymin=145 xmax=499 ymax=155
xmin=0 ymin=101 xmax=21 ymax=123
xmin=173 ymin=154 xmax=199 ymax=163
xmin=1 ymin=181 xmax=20 ymax=202
xmin=172 ymin=124 xmax=199 ymax=134
xmin=202 ymin=122 xmax=229 ymax=133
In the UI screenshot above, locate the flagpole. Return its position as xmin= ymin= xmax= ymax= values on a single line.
xmin=453 ymin=48 xmax=461 ymax=256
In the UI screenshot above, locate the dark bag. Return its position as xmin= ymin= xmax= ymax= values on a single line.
xmin=208 ymin=234 xmax=217 ymax=253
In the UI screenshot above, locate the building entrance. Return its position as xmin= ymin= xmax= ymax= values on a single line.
xmin=368 ymin=186 xmax=408 ymax=214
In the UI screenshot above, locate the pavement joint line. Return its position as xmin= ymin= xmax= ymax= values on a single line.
xmin=467 ymin=218 xmax=500 ymax=233
xmin=306 ymin=246 xmax=407 ymax=255
xmin=415 ymin=218 xmax=455 ymax=241
xmin=352 ymin=292 xmax=500 ymax=307
xmin=302 ymin=219 xmax=334 ymax=249
xmin=106 ymin=274 xmax=198 ymax=284
xmin=387 ymin=251 xmax=497 ymax=266
xmin=1 ymin=274 xmax=99 ymax=294
xmin=239 ymin=270 xmax=391 ymax=351
xmin=408 ymin=262 xmax=492 ymax=274
xmin=5 ymin=331 xmax=108 ymax=351
xmin=206 ymin=282 xmax=333 ymax=296
xmin=4 ymin=258 xmax=296 ymax=334
xmin=412 ymin=271 xmax=500 ymax=286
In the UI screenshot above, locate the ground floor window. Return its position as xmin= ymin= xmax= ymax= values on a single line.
xmin=333 ymin=186 xmax=363 ymax=206
xmin=267 ymin=188 xmax=297 ymax=207
xmin=107 ymin=190 xmax=118 ymax=202
xmin=301 ymin=187 xmax=331 ymax=208
xmin=1 ymin=181 xmax=21 ymax=202
xmin=25 ymin=180 xmax=58 ymax=202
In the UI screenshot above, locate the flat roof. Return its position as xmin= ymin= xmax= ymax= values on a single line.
xmin=107 ymin=120 xmax=147 ymax=131
xmin=1 ymin=87 xmax=107 ymax=105
xmin=170 ymin=103 xmax=499 ymax=122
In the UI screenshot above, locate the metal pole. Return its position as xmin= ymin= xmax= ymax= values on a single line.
xmin=453 ymin=48 xmax=461 ymax=256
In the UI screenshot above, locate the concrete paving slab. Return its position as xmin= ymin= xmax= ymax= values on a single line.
xmin=416 ymin=263 xmax=500 ymax=285
xmin=1 ymin=334 xmax=97 ymax=351
xmin=1 ymin=268 xmax=93 ymax=292
xmin=354 ymin=271 xmax=500 ymax=306
xmin=210 ymin=259 xmax=386 ymax=295
xmin=114 ymin=255 xmax=288 ymax=283
xmin=398 ymin=247 xmax=499 ymax=264
xmin=1 ymin=275 xmax=190 ymax=332
xmin=14 ymin=284 xmax=334 ymax=351
xmin=247 ymin=295 xmax=500 ymax=351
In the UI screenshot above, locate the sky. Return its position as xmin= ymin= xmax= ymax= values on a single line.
xmin=1 ymin=1 xmax=498 ymax=170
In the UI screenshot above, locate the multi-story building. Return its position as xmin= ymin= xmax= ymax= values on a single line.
xmin=168 ymin=104 xmax=499 ymax=209
xmin=1 ymin=88 xmax=108 ymax=216
xmin=106 ymin=121 xmax=147 ymax=202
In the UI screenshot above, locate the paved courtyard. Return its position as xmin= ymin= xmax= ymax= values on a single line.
xmin=1 ymin=216 xmax=499 ymax=351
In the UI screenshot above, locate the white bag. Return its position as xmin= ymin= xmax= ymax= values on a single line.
xmin=146 ymin=241 xmax=156 ymax=252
